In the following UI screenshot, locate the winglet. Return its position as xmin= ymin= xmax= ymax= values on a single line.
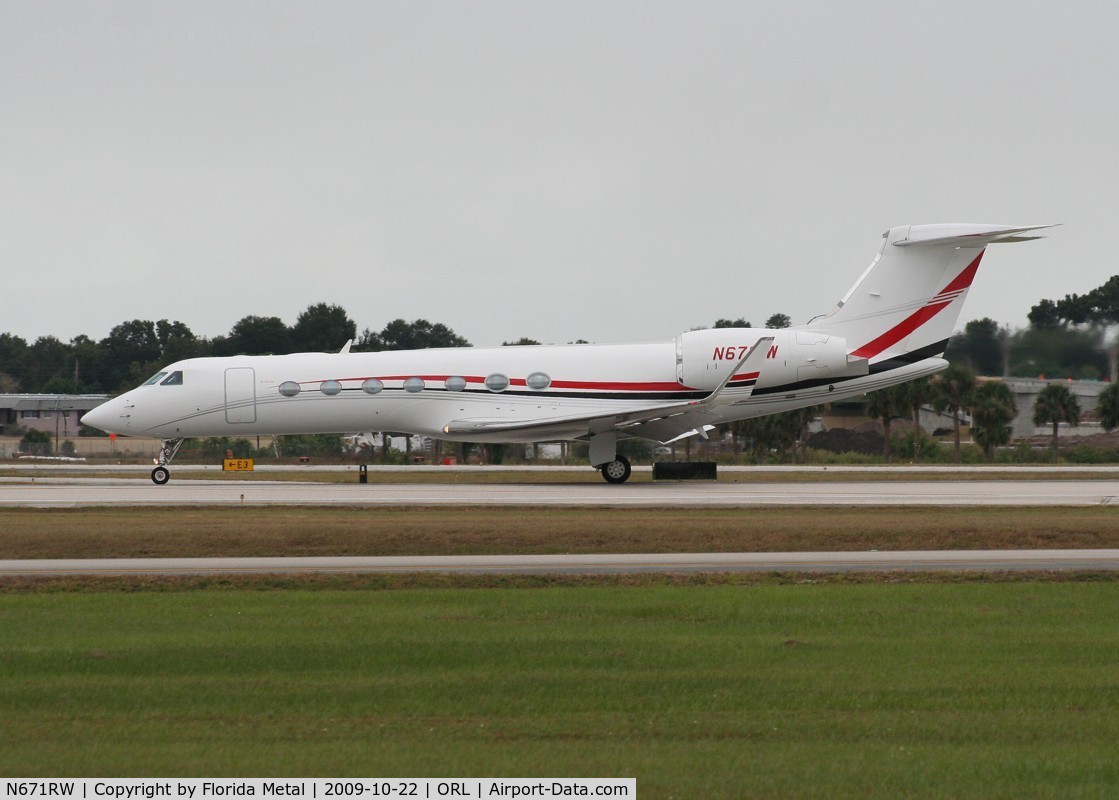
xmin=694 ymin=336 xmax=774 ymax=406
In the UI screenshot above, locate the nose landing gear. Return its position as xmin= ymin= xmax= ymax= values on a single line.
xmin=151 ymin=438 xmax=184 ymax=485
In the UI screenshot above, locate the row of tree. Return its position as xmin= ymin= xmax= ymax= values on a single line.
xmin=0 ymin=305 xmax=474 ymax=395
xmin=0 ymin=303 xmax=787 ymax=397
xmin=947 ymin=318 xmax=1116 ymax=381
xmin=949 ymin=276 xmax=1119 ymax=380
xmin=4 ymin=272 xmax=1116 ymax=396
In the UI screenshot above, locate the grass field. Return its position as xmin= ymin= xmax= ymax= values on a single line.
xmin=4 ymin=494 xmax=1117 ymax=795
xmin=2 ymin=581 xmax=1118 ymax=797
xmin=2 ymin=506 xmax=1118 ymax=560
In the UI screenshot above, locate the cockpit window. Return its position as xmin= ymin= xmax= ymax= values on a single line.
xmin=160 ymin=371 xmax=184 ymax=386
xmin=143 ymin=372 xmax=168 ymax=386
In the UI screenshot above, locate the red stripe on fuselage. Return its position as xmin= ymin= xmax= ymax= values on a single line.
xmin=313 ymin=375 xmax=698 ymax=392
xmin=549 ymin=379 xmax=691 ymax=391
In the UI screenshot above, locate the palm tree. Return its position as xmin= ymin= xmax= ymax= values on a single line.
xmin=1032 ymin=383 xmax=1081 ymax=462
xmin=969 ymin=382 xmax=1018 ymax=460
xmin=932 ymin=365 xmax=977 ymax=463
xmin=899 ymin=377 xmax=935 ymax=463
xmin=865 ymin=386 xmax=905 ymax=462
xmin=1099 ymin=382 xmax=1119 ymax=432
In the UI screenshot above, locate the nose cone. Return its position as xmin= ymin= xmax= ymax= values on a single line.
xmin=81 ymin=400 xmax=122 ymax=434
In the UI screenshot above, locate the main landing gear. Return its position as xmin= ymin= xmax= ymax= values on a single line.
xmin=589 ymin=430 xmax=630 ymax=484
xmin=151 ymin=438 xmax=184 ymax=485
xmin=598 ymin=454 xmax=632 ymax=484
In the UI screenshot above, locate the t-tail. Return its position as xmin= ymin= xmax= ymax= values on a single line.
xmin=806 ymin=223 xmax=1054 ymax=364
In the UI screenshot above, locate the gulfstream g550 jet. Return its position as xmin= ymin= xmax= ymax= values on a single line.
xmin=82 ymin=223 xmax=1051 ymax=484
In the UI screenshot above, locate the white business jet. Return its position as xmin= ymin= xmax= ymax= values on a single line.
xmin=82 ymin=223 xmax=1050 ymax=484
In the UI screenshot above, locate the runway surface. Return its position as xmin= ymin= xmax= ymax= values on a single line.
xmin=3 ymin=549 xmax=1118 ymax=576
xmin=3 ymin=476 xmax=1119 ymax=506
xmin=5 ymin=469 xmax=1118 ymax=575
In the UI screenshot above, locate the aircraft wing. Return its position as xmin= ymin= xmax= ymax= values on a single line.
xmin=441 ymin=337 xmax=773 ymax=441
xmin=442 ymin=402 xmax=696 ymax=438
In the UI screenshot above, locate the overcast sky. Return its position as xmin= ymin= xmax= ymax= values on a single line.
xmin=2 ymin=1 xmax=1114 ymax=348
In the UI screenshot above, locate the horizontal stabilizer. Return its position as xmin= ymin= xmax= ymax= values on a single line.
xmin=892 ymin=223 xmax=1056 ymax=248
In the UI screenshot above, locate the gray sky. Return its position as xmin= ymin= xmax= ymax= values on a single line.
xmin=2 ymin=1 xmax=1114 ymax=348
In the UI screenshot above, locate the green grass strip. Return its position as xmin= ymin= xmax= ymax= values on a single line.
xmin=2 ymin=582 xmax=1118 ymax=797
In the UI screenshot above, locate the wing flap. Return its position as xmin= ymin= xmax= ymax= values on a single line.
xmin=619 ymin=417 xmax=716 ymax=444
xmin=442 ymin=398 xmax=700 ymax=437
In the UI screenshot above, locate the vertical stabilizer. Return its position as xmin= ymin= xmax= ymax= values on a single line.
xmin=807 ymin=224 xmax=1052 ymax=363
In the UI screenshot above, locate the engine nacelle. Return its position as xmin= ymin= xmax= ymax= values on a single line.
xmin=676 ymin=328 xmax=867 ymax=392
xmin=676 ymin=328 xmax=771 ymax=391
xmin=753 ymin=329 xmax=868 ymax=390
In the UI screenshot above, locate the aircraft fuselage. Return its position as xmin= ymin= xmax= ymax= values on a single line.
xmin=86 ymin=332 xmax=941 ymax=444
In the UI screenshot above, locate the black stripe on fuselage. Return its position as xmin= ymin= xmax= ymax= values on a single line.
xmin=750 ymin=339 xmax=948 ymax=397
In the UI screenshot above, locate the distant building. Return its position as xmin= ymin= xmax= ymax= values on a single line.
xmin=823 ymin=378 xmax=1112 ymax=443
xmin=1000 ymin=377 xmax=1109 ymax=439
xmin=0 ymin=394 xmax=110 ymax=438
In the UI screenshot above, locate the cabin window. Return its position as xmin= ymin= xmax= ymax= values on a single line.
xmin=526 ymin=372 xmax=551 ymax=390
xmin=142 ymin=372 xmax=167 ymax=386
xmin=279 ymin=381 xmax=301 ymax=397
xmin=445 ymin=376 xmax=466 ymax=392
xmin=485 ymin=373 xmax=509 ymax=392
xmin=160 ymin=371 xmax=184 ymax=386
xmin=320 ymin=380 xmax=342 ymax=396
xmin=403 ymin=377 xmax=425 ymax=393
xmin=362 ymin=378 xmax=383 ymax=395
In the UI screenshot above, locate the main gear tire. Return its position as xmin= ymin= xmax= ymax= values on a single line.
xmin=600 ymin=455 xmax=632 ymax=484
